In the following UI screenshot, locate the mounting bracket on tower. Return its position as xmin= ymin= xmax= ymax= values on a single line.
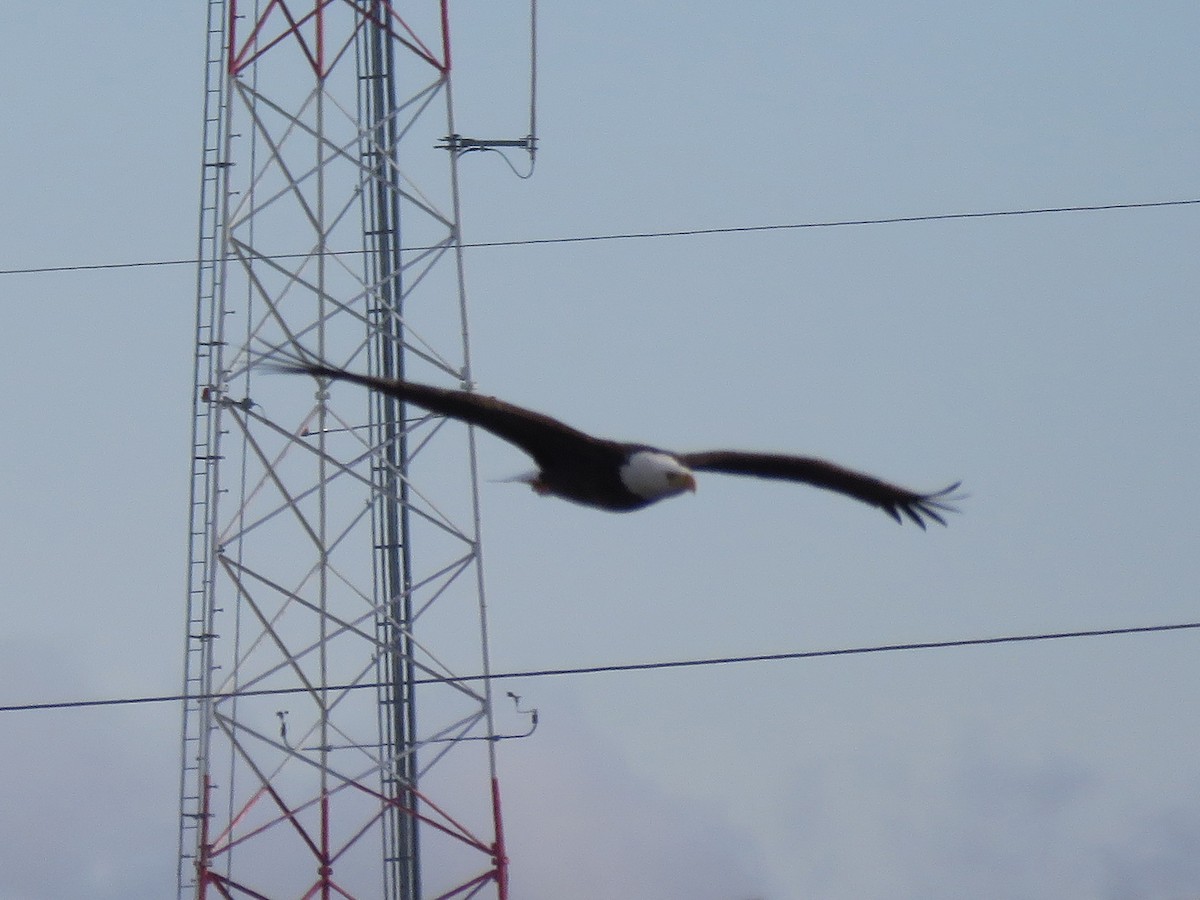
xmin=438 ymin=133 xmax=537 ymax=156
xmin=438 ymin=133 xmax=538 ymax=178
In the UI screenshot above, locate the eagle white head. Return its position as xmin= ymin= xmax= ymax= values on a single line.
xmin=619 ymin=450 xmax=698 ymax=502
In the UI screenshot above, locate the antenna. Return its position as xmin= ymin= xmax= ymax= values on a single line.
xmin=177 ymin=3 xmax=532 ymax=897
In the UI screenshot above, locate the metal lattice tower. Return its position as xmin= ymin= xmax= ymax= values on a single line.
xmin=177 ymin=3 xmax=517 ymax=897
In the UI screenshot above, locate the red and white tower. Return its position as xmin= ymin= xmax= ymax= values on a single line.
xmin=178 ymin=3 xmax=524 ymax=897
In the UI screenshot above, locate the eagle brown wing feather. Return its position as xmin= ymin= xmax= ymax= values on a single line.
xmin=279 ymin=363 xmax=619 ymax=469
xmin=678 ymin=450 xmax=959 ymax=528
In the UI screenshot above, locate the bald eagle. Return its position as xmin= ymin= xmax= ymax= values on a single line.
xmin=279 ymin=363 xmax=959 ymax=527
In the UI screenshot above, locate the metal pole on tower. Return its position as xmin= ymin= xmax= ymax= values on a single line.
xmin=176 ymin=3 xmax=529 ymax=897
xmin=360 ymin=13 xmax=419 ymax=897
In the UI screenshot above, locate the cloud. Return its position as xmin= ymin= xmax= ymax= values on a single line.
xmin=774 ymin=734 xmax=1114 ymax=899
xmin=500 ymin=706 xmax=770 ymax=900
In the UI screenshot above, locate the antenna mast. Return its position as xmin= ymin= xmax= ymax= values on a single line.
xmin=177 ymin=3 xmax=521 ymax=897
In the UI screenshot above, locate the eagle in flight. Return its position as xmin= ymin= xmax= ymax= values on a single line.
xmin=280 ymin=363 xmax=960 ymax=527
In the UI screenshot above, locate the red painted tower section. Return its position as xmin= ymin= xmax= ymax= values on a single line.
xmin=178 ymin=3 xmax=508 ymax=898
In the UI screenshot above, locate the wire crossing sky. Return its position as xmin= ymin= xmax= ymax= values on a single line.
xmin=3 ymin=618 xmax=1197 ymax=714
xmin=1 ymin=195 xmax=1196 ymax=276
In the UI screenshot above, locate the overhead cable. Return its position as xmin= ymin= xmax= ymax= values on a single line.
xmin=3 ymin=618 xmax=1197 ymax=715
xmin=1 ymin=196 xmax=1197 ymax=277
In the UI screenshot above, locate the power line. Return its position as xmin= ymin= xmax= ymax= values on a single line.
xmin=3 ymin=618 xmax=1197 ymax=715
xmin=2 ymin=196 xmax=1197 ymax=278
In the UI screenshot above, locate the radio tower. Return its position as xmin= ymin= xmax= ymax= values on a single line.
xmin=177 ymin=3 xmax=531 ymax=897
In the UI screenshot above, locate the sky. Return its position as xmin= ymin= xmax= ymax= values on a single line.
xmin=1 ymin=2 xmax=1198 ymax=898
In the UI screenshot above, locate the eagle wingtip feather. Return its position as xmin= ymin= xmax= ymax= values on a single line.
xmin=912 ymin=481 xmax=964 ymax=528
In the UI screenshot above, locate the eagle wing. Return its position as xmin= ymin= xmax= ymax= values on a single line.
xmin=277 ymin=363 xmax=615 ymax=468
xmin=677 ymin=450 xmax=959 ymax=528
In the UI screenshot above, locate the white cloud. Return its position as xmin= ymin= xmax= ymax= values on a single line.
xmin=773 ymin=734 xmax=1108 ymax=899
xmin=757 ymin=724 xmax=1200 ymax=900
xmin=500 ymin=706 xmax=769 ymax=900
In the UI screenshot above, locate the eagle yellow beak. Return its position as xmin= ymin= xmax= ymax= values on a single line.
xmin=674 ymin=471 xmax=697 ymax=493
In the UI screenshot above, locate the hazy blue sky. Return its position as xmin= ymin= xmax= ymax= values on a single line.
xmin=1 ymin=3 xmax=1198 ymax=898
